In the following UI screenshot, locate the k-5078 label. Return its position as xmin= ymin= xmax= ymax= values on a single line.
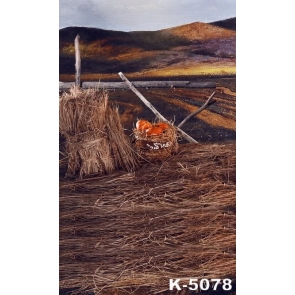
xmin=169 ymin=278 xmax=232 ymax=291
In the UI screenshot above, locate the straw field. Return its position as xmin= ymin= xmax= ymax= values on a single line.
xmin=60 ymin=141 xmax=236 ymax=294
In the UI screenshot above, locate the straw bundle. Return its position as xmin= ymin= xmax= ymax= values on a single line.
xmin=60 ymin=142 xmax=236 ymax=295
xmin=133 ymin=121 xmax=179 ymax=163
xmin=59 ymin=86 xmax=140 ymax=178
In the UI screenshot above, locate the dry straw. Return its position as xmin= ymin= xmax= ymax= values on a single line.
xmin=60 ymin=142 xmax=236 ymax=294
xmin=59 ymin=86 xmax=140 ymax=178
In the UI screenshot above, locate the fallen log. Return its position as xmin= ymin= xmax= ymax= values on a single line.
xmin=60 ymin=81 xmax=216 ymax=90
xmin=82 ymin=81 xmax=216 ymax=89
xmin=59 ymin=82 xmax=75 ymax=90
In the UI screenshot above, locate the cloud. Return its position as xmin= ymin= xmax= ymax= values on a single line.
xmin=60 ymin=0 xmax=107 ymax=28
xmin=59 ymin=0 xmax=236 ymax=30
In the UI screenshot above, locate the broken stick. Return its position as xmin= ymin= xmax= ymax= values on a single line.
xmin=177 ymin=91 xmax=216 ymax=128
xmin=118 ymin=72 xmax=198 ymax=144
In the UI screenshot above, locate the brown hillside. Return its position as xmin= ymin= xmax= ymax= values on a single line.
xmin=60 ymin=20 xmax=235 ymax=78
xmin=163 ymin=22 xmax=236 ymax=41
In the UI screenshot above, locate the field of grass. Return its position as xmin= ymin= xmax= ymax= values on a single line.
xmin=59 ymin=63 xmax=236 ymax=82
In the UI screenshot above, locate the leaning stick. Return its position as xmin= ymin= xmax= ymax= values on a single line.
xmin=177 ymin=91 xmax=216 ymax=128
xmin=118 ymin=72 xmax=198 ymax=144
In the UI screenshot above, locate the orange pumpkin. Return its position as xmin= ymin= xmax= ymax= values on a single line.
xmin=146 ymin=126 xmax=163 ymax=136
xmin=136 ymin=119 xmax=152 ymax=131
xmin=154 ymin=122 xmax=170 ymax=130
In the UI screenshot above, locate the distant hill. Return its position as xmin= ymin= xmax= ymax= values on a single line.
xmin=210 ymin=17 xmax=236 ymax=31
xmin=161 ymin=21 xmax=235 ymax=40
xmin=59 ymin=19 xmax=236 ymax=80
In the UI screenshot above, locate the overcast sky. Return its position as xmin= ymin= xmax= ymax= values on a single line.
xmin=59 ymin=0 xmax=236 ymax=31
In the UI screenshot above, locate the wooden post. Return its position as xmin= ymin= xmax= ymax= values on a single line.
xmin=75 ymin=35 xmax=81 ymax=86
xmin=118 ymin=72 xmax=198 ymax=144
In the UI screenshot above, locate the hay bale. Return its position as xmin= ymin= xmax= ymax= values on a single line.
xmin=59 ymin=86 xmax=140 ymax=178
xmin=133 ymin=121 xmax=179 ymax=163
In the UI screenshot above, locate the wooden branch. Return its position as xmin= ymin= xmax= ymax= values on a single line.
xmin=118 ymin=72 xmax=198 ymax=144
xmin=177 ymin=92 xmax=216 ymax=128
xmin=74 ymin=35 xmax=81 ymax=86
xmin=82 ymin=81 xmax=216 ymax=89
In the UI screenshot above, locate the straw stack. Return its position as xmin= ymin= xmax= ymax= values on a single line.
xmin=59 ymin=86 xmax=140 ymax=178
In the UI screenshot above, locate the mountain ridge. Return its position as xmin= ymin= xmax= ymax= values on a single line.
xmin=59 ymin=18 xmax=236 ymax=79
xmin=60 ymin=18 xmax=236 ymax=43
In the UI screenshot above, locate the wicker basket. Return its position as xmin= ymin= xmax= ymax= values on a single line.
xmin=133 ymin=122 xmax=179 ymax=162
